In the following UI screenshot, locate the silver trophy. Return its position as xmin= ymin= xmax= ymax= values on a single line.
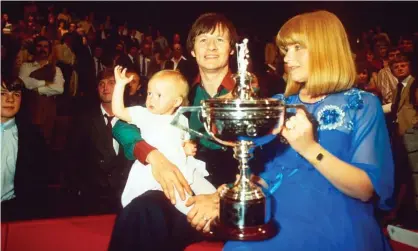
xmin=171 ymin=39 xmax=299 ymax=240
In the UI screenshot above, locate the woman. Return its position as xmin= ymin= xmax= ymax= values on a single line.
xmin=355 ymin=61 xmax=381 ymax=98
xmin=223 ymin=10 xmax=394 ymax=251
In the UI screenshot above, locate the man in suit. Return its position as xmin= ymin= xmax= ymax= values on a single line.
xmin=165 ymin=43 xmax=197 ymax=85
xmin=93 ymin=45 xmax=105 ymax=79
xmin=384 ymin=54 xmax=418 ymax=228
xmin=66 ymin=68 xmax=133 ymax=214
xmin=389 ymin=55 xmax=417 ymax=136
xmin=1 ymin=77 xmax=48 ymax=221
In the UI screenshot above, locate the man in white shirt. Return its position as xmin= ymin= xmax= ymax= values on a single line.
xmin=1 ymin=77 xmax=48 ymax=221
xmin=19 ymin=36 xmax=64 ymax=144
xmin=166 ymin=43 xmax=196 ymax=84
xmin=376 ymin=47 xmax=401 ymax=105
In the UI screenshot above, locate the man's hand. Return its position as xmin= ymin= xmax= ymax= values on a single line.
xmin=147 ymin=150 xmax=193 ymax=204
xmin=186 ymin=192 xmax=220 ymax=232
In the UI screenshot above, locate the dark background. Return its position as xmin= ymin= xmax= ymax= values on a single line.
xmin=2 ymin=1 xmax=417 ymax=43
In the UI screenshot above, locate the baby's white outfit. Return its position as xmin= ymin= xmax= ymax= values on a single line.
xmin=121 ymin=106 xmax=216 ymax=215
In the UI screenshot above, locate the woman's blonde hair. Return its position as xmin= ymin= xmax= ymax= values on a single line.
xmin=149 ymin=70 xmax=190 ymax=106
xmin=277 ymin=10 xmax=356 ymax=97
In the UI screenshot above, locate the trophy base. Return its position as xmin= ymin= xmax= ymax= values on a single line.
xmin=212 ymin=218 xmax=279 ymax=241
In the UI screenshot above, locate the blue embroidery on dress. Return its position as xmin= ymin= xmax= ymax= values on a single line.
xmin=343 ymin=88 xmax=366 ymax=110
xmin=317 ymin=105 xmax=345 ymax=130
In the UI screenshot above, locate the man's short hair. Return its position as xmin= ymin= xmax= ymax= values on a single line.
xmin=1 ymin=77 xmax=25 ymax=92
xmin=97 ymin=68 xmax=115 ymax=82
xmin=31 ymin=35 xmax=52 ymax=54
xmin=390 ymin=54 xmax=410 ymax=69
xmin=186 ymin=13 xmax=238 ymax=54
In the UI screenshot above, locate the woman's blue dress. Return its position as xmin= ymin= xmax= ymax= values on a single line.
xmin=224 ymin=89 xmax=394 ymax=251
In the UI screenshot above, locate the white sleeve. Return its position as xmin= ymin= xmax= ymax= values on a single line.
xmin=37 ymin=67 xmax=65 ymax=96
xmin=179 ymin=114 xmax=191 ymax=141
xmin=18 ymin=63 xmax=46 ymax=90
xmin=190 ymin=170 xmax=217 ymax=195
xmin=127 ymin=106 xmax=148 ymax=128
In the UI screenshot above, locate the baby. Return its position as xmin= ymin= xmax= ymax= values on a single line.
xmin=112 ymin=66 xmax=216 ymax=214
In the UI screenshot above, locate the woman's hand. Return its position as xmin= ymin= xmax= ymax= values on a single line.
xmin=114 ymin=65 xmax=133 ymax=86
xmin=147 ymin=150 xmax=193 ymax=204
xmin=280 ymin=108 xmax=317 ymax=155
xmin=186 ymin=192 xmax=220 ymax=232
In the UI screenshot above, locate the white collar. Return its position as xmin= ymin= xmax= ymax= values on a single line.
xmin=171 ymin=56 xmax=186 ymax=62
xmin=401 ymin=75 xmax=412 ymax=87
xmin=100 ymin=104 xmax=112 ymax=117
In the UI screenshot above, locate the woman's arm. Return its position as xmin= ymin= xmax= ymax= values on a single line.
xmin=300 ymin=143 xmax=374 ymax=201
xmin=281 ymin=108 xmax=374 ymax=202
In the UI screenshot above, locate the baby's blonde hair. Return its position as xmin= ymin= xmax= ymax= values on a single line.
xmin=149 ymin=70 xmax=190 ymax=106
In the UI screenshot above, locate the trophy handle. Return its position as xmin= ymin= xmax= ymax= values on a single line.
xmin=171 ymin=106 xmax=228 ymax=150
xmin=202 ymin=119 xmax=236 ymax=148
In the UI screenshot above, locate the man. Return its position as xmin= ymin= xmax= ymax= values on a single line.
xmin=165 ymin=43 xmax=197 ymax=84
xmin=1 ymin=77 xmax=48 ymax=221
xmin=92 ymin=45 xmax=105 ymax=78
xmin=376 ymin=47 xmax=401 ymax=105
xmin=138 ymin=42 xmax=152 ymax=81
xmin=383 ymin=54 xmax=418 ymax=228
xmin=66 ymin=68 xmax=133 ymax=214
xmin=19 ymin=35 xmax=64 ymax=144
xmin=126 ymin=43 xmax=139 ymax=73
xmin=108 ymin=13 xmax=240 ymax=251
xmin=387 ymin=55 xmax=417 ymax=136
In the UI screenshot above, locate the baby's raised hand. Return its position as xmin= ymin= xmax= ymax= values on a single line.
xmin=114 ymin=65 xmax=133 ymax=86
xmin=183 ymin=140 xmax=197 ymax=156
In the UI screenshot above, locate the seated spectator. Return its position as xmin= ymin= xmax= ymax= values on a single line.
xmin=1 ymin=77 xmax=48 ymax=221
xmin=18 ymin=36 xmax=64 ymax=144
xmin=355 ymin=61 xmax=380 ymax=98
xmin=65 ymin=68 xmax=133 ymax=214
xmin=123 ymin=70 xmax=145 ymax=107
xmin=57 ymin=7 xmax=72 ymax=25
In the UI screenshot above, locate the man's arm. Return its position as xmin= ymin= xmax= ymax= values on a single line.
xmin=37 ymin=66 xmax=64 ymax=96
xmin=18 ymin=63 xmax=47 ymax=90
xmin=112 ymin=120 xmax=155 ymax=161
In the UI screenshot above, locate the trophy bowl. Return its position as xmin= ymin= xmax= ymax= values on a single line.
xmin=201 ymin=97 xmax=283 ymax=240
xmin=201 ymin=98 xmax=285 ymax=144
